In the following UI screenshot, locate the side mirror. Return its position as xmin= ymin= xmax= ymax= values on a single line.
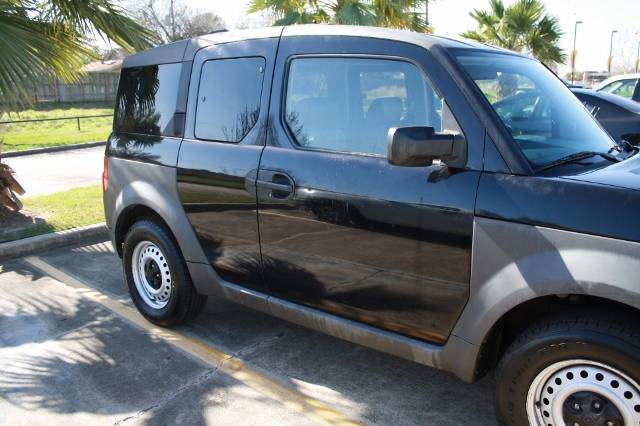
xmin=387 ymin=126 xmax=467 ymax=168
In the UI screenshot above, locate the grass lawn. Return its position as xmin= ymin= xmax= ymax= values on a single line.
xmin=0 ymin=103 xmax=114 ymax=152
xmin=1 ymin=185 xmax=104 ymax=242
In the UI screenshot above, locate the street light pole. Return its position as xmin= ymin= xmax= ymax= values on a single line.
xmin=571 ymin=20 xmax=582 ymax=84
xmin=608 ymin=29 xmax=618 ymax=75
xmin=636 ymin=39 xmax=640 ymax=73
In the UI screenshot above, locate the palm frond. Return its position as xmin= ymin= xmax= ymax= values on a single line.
xmin=462 ymin=0 xmax=565 ymax=65
xmin=333 ymin=0 xmax=375 ymax=26
xmin=0 ymin=6 xmax=90 ymax=109
xmin=0 ymin=1 xmax=155 ymax=111
xmin=41 ymin=0 xmax=156 ymax=51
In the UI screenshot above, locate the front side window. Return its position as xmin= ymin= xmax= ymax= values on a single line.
xmin=195 ymin=57 xmax=265 ymax=142
xmin=284 ymin=57 xmax=444 ymax=156
xmin=115 ymin=63 xmax=182 ymax=136
xmin=455 ymin=52 xmax=615 ymax=169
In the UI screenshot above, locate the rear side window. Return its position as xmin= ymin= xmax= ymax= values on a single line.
xmin=284 ymin=57 xmax=443 ymax=156
xmin=115 ymin=63 xmax=182 ymax=136
xmin=195 ymin=57 xmax=265 ymax=142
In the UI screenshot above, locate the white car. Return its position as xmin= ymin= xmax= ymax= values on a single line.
xmin=595 ymin=73 xmax=640 ymax=100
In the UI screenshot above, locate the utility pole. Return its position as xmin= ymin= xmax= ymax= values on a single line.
xmin=425 ymin=0 xmax=429 ymax=31
xmin=608 ymin=29 xmax=618 ymax=75
xmin=571 ymin=21 xmax=582 ymax=84
xmin=170 ymin=0 xmax=176 ymax=42
xmin=636 ymin=35 xmax=640 ymax=73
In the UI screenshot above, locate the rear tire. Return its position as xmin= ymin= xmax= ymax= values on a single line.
xmin=495 ymin=312 xmax=640 ymax=425
xmin=122 ymin=219 xmax=206 ymax=327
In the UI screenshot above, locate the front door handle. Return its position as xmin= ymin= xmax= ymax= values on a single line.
xmin=256 ymin=170 xmax=295 ymax=200
xmin=256 ymin=180 xmax=292 ymax=193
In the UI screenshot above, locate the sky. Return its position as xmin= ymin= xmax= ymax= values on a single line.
xmin=172 ymin=0 xmax=640 ymax=73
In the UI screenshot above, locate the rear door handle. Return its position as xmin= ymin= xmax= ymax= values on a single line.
xmin=256 ymin=170 xmax=295 ymax=200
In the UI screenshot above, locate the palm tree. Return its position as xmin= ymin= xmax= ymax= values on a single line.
xmin=0 ymin=1 xmax=154 ymax=211
xmin=461 ymin=0 xmax=565 ymax=66
xmin=248 ymin=0 xmax=429 ymax=32
xmin=0 ymin=0 xmax=155 ymax=110
xmin=373 ymin=0 xmax=427 ymax=32
xmin=247 ymin=0 xmax=327 ymax=25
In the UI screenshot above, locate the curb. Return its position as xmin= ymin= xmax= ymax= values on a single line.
xmin=2 ymin=141 xmax=106 ymax=158
xmin=0 ymin=223 xmax=108 ymax=260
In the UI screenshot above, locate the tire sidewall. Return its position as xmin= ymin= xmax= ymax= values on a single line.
xmin=497 ymin=328 xmax=640 ymax=425
xmin=123 ymin=221 xmax=183 ymax=324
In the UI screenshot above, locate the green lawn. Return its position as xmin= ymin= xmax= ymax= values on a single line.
xmin=3 ymin=185 xmax=104 ymax=241
xmin=0 ymin=103 xmax=114 ymax=152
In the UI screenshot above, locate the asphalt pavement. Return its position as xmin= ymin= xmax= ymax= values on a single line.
xmin=0 ymin=238 xmax=497 ymax=425
xmin=4 ymin=146 xmax=104 ymax=196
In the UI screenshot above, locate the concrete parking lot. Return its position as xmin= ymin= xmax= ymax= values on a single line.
xmin=0 ymin=237 xmax=497 ymax=425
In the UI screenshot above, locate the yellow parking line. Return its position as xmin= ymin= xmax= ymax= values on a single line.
xmin=24 ymin=256 xmax=362 ymax=426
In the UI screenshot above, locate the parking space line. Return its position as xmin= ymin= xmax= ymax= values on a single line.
xmin=23 ymin=255 xmax=362 ymax=426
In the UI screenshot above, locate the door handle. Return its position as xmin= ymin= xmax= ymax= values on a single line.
xmin=256 ymin=171 xmax=295 ymax=200
xmin=256 ymin=180 xmax=292 ymax=193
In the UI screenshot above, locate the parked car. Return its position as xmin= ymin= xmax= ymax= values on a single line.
xmin=562 ymin=78 xmax=585 ymax=89
xmin=572 ymin=88 xmax=640 ymax=145
xmin=596 ymin=73 xmax=640 ymax=101
xmin=104 ymin=26 xmax=640 ymax=425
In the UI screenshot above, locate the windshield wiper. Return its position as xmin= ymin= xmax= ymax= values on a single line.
xmin=537 ymin=151 xmax=621 ymax=173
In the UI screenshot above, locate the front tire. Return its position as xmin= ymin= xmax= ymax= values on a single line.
xmin=496 ymin=313 xmax=640 ymax=425
xmin=123 ymin=219 xmax=206 ymax=327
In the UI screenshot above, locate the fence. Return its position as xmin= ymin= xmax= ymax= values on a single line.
xmin=0 ymin=114 xmax=113 ymax=131
xmin=32 ymin=73 xmax=119 ymax=104
xmin=0 ymin=114 xmax=113 ymax=152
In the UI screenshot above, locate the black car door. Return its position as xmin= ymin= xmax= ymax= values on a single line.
xmin=256 ymin=32 xmax=484 ymax=344
xmin=177 ymin=37 xmax=278 ymax=292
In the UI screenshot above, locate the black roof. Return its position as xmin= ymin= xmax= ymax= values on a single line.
xmin=123 ymin=24 xmax=515 ymax=69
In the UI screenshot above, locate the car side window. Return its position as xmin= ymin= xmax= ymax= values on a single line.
xmin=284 ymin=57 xmax=444 ymax=156
xmin=115 ymin=63 xmax=182 ymax=136
xmin=601 ymin=79 xmax=638 ymax=98
xmin=195 ymin=57 xmax=265 ymax=143
xmin=611 ymin=79 xmax=638 ymax=98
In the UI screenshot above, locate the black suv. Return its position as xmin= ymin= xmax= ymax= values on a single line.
xmin=104 ymin=25 xmax=640 ymax=425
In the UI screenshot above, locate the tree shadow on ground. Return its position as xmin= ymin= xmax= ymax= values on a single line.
xmin=0 ymin=261 xmax=247 ymax=424
xmin=0 ymin=205 xmax=52 ymax=242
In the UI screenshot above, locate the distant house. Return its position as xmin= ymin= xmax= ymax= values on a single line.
xmin=33 ymin=50 xmax=124 ymax=104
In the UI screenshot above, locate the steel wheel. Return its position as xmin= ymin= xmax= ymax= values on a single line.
xmin=527 ymin=359 xmax=640 ymax=426
xmin=131 ymin=240 xmax=173 ymax=309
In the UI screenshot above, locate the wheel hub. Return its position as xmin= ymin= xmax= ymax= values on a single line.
xmin=563 ymin=391 xmax=623 ymax=425
xmin=143 ymin=259 xmax=162 ymax=289
xmin=527 ymin=360 xmax=640 ymax=426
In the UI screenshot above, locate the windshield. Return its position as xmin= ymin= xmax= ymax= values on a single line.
xmin=454 ymin=51 xmax=616 ymax=169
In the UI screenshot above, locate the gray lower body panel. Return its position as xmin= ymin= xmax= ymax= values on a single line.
xmin=187 ymin=260 xmax=480 ymax=382
xmin=453 ymin=216 xmax=640 ymax=346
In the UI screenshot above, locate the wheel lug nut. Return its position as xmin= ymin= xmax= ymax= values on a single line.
xmin=573 ymin=402 xmax=581 ymax=411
